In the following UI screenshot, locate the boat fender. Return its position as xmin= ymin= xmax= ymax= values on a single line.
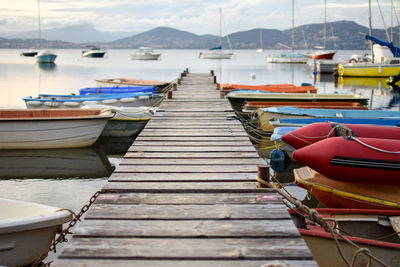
xmin=270 ymin=149 xmax=286 ymax=172
xmin=26 ymin=101 xmax=43 ymax=107
xmin=120 ymin=97 xmax=137 ymax=103
xmin=44 ymin=101 xmax=60 ymax=107
xmin=348 ymin=58 xmax=358 ymax=63
xmin=138 ymin=95 xmax=149 ymax=100
xmin=102 ymin=99 xmax=118 ymax=104
xmin=63 ymin=102 xmax=80 ymax=107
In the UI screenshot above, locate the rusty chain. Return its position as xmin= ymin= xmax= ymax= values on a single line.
xmin=32 ymin=190 xmax=102 ymax=267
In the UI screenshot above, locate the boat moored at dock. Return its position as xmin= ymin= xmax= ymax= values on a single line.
xmin=0 ymin=198 xmax=72 ymax=267
xmin=0 ymin=109 xmax=114 ymax=149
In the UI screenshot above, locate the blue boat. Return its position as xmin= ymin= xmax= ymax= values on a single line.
xmin=270 ymin=117 xmax=400 ymax=128
xmin=23 ymin=92 xmax=164 ymax=109
xmin=260 ymin=106 xmax=400 ymax=119
xmin=79 ymin=86 xmax=157 ymax=95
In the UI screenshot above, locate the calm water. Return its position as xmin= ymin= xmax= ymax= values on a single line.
xmin=0 ymin=48 xmax=398 ymax=261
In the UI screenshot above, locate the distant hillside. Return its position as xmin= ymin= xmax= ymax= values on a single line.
xmin=0 ymin=21 xmax=398 ymax=50
xmin=0 ymin=24 xmax=135 ymax=43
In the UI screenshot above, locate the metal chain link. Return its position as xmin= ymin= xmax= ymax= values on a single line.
xmin=33 ymin=190 xmax=102 ymax=267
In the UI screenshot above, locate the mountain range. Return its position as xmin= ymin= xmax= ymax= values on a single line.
xmin=0 ymin=20 xmax=397 ymax=50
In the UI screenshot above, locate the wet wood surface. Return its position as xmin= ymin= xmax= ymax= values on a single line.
xmin=54 ymin=72 xmax=315 ymax=266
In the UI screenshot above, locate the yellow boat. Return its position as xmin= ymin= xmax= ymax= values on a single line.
xmin=338 ymin=61 xmax=400 ymax=77
xmin=336 ymin=76 xmax=392 ymax=89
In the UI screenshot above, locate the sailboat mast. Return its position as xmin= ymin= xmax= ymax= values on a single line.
xmin=324 ymin=0 xmax=327 ymax=49
xmin=219 ymin=8 xmax=222 ymax=47
xmin=369 ymin=0 xmax=374 ymax=61
xmin=291 ymin=0 xmax=294 ymax=52
xmin=37 ymin=0 xmax=42 ymax=49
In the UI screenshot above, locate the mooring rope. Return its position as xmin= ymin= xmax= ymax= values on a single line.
xmin=257 ymin=176 xmax=390 ymax=267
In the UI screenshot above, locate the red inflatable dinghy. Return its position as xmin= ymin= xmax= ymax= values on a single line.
xmin=292 ymin=136 xmax=400 ymax=185
xmin=282 ymin=122 xmax=400 ymax=149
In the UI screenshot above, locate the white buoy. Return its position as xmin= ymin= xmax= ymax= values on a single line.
xmin=250 ymin=73 xmax=256 ymax=80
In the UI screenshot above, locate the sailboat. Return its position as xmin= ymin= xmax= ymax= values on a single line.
xmin=337 ymin=0 xmax=400 ymax=77
xmin=308 ymin=0 xmax=336 ymax=60
xmin=257 ymin=29 xmax=264 ymax=53
xmin=35 ymin=0 xmax=57 ymax=64
xmin=199 ymin=8 xmax=233 ymax=59
xmin=266 ymin=0 xmax=308 ymax=63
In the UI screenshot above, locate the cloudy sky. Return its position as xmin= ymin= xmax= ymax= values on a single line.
xmin=0 ymin=0 xmax=396 ymax=34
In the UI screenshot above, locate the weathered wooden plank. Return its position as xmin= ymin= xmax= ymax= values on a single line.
xmin=133 ymin=141 xmax=253 ymax=146
xmin=102 ymin=182 xmax=262 ymax=193
xmin=95 ymin=192 xmax=279 ymax=204
xmin=138 ymin=133 xmax=249 ymax=137
xmin=72 ymin=220 xmax=298 ymax=237
xmin=108 ymin=172 xmax=259 ymax=182
xmin=135 ymin=136 xmax=251 ymax=141
xmin=58 ymin=238 xmax=313 ymax=259
xmin=54 ymin=259 xmax=319 ymax=267
xmin=119 ymin=158 xmax=262 ymax=165
xmin=115 ymin=165 xmax=257 ymax=172
xmin=129 ymin=146 xmax=256 ymax=152
xmin=145 ymin=125 xmax=243 ymax=129
xmin=141 ymin=128 xmax=244 ymax=132
xmin=124 ymin=152 xmax=260 ymax=158
xmin=154 ymin=112 xmax=235 ymax=117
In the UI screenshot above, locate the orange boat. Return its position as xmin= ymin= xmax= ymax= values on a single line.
xmin=219 ymin=83 xmax=317 ymax=93
xmin=243 ymin=101 xmax=368 ymax=111
xmin=294 ymin=166 xmax=400 ymax=210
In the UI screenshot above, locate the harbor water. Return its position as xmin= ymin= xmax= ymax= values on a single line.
xmin=0 ymin=48 xmax=398 ymax=261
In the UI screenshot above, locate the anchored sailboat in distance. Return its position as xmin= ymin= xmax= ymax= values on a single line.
xmin=308 ymin=0 xmax=336 ymax=60
xmin=199 ymin=8 xmax=233 ymax=59
xmin=267 ymin=0 xmax=308 ymax=63
xmin=35 ymin=0 xmax=57 ymax=64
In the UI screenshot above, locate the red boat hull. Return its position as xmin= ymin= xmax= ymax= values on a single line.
xmin=292 ymin=137 xmax=400 ymax=185
xmin=282 ymin=122 xmax=400 ymax=149
xmin=308 ymin=51 xmax=336 ymax=60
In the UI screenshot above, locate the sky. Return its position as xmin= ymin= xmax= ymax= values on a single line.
xmin=0 ymin=0 xmax=397 ymax=34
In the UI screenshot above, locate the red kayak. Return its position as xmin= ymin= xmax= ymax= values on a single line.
xmin=282 ymin=122 xmax=400 ymax=149
xmin=292 ymin=136 xmax=400 ymax=185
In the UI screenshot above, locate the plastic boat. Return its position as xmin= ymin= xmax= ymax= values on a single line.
xmin=0 ymin=109 xmax=114 ymax=149
xmin=290 ymin=208 xmax=400 ymax=267
xmin=219 ymin=83 xmax=317 ymax=93
xmin=0 ymin=198 xmax=72 ymax=266
xmin=292 ymin=137 xmax=400 ymax=185
xmin=281 ymin=122 xmax=400 ymax=149
xmin=294 ymin=166 xmax=400 ymax=209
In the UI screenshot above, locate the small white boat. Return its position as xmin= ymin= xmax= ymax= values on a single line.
xmin=199 ymin=49 xmax=233 ymax=59
xmin=0 ymin=198 xmax=72 ymax=267
xmin=36 ymin=50 xmax=57 ymax=63
xmin=131 ymin=47 xmax=161 ymax=60
xmin=83 ymin=104 xmax=157 ymax=137
xmin=82 ymin=46 xmax=106 ymax=58
xmin=0 ymin=109 xmax=114 ymax=149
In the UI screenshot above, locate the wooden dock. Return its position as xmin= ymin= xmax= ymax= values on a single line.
xmin=54 ymin=72 xmax=316 ymax=266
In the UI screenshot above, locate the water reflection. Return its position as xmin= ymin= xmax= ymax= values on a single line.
xmin=336 ymin=76 xmax=392 ymax=90
xmin=37 ymin=62 xmax=57 ymax=71
xmin=94 ymin=136 xmax=135 ymax=155
xmin=0 ymin=145 xmax=114 ymax=179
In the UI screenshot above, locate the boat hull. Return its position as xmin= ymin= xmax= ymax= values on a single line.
xmin=101 ymin=118 xmax=149 ymax=137
xmin=338 ymin=63 xmax=400 ymax=77
xmin=308 ymin=51 xmax=336 ymax=60
xmin=0 ymin=198 xmax=72 ymax=267
xmin=82 ymin=51 xmax=106 ymax=58
xmin=0 ymin=109 xmax=113 ymax=149
xmin=293 ymin=137 xmax=400 ymax=185
xmin=131 ymin=54 xmax=160 ymax=60
xmin=36 ymin=53 xmax=57 ymax=63
xmin=294 ymin=167 xmax=400 ymax=209
xmin=282 ymin=122 xmax=400 ymax=149
xmin=226 ymin=92 xmax=369 ymax=112
xmin=200 ymin=51 xmax=233 ymax=59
